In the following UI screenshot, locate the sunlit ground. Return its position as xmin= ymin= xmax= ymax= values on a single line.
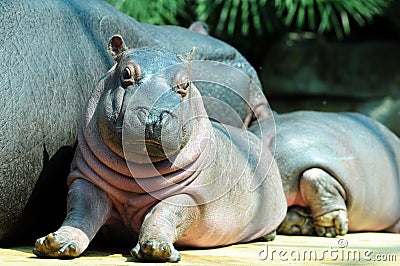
xmin=1 ymin=233 xmax=399 ymax=265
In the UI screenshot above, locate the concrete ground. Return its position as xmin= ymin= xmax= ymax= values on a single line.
xmin=1 ymin=233 xmax=399 ymax=265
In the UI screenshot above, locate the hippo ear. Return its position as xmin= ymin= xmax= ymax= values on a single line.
xmin=188 ymin=21 xmax=209 ymax=35
xmin=177 ymin=47 xmax=196 ymax=62
xmin=108 ymin=35 xmax=128 ymax=62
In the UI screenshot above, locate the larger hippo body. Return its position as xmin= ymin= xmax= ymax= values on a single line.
xmin=250 ymin=111 xmax=400 ymax=236
xmin=0 ymin=0 xmax=267 ymax=242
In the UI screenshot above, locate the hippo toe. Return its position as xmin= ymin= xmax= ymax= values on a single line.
xmin=33 ymin=226 xmax=89 ymax=258
xmin=277 ymin=207 xmax=315 ymax=236
xmin=131 ymin=239 xmax=181 ymax=262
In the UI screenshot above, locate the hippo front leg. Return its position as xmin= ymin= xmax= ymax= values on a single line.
xmin=299 ymin=168 xmax=348 ymax=237
xmin=33 ymin=178 xmax=112 ymax=258
xmin=131 ymin=194 xmax=200 ymax=262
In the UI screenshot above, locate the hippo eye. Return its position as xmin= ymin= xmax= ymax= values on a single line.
xmin=123 ymin=68 xmax=131 ymax=79
xmin=121 ymin=66 xmax=135 ymax=88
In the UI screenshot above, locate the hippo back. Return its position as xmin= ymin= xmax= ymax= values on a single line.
xmin=270 ymin=111 xmax=400 ymax=231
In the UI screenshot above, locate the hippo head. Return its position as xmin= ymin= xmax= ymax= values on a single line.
xmin=96 ymin=35 xmax=207 ymax=164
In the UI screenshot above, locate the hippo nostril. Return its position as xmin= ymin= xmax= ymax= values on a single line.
xmin=135 ymin=109 xmax=174 ymax=140
xmin=137 ymin=108 xmax=149 ymax=125
xmin=159 ymin=111 xmax=171 ymax=126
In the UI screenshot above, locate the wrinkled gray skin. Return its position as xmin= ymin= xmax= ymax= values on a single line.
xmin=250 ymin=111 xmax=400 ymax=237
xmin=33 ymin=36 xmax=286 ymax=262
xmin=0 ymin=0 xmax=267 ymax=242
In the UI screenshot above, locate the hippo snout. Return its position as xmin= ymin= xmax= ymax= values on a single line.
xmin=135 ymin=107 xmax=177 ymax=143
xmin=137 ymin=107 xmax=172 ymax=133
xmin=123 ymin=103 xmax=184 ymax=163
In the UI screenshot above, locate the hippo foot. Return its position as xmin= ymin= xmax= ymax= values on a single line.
xmin=314 ymin=210 xmax=348 ymax=237
xmin=386 ymin=220 xmax=400 ymax=233
xmin=278 ymin=206 xmax=315 ymax=235
xmin=262 ymin=230 xmax=276 ymax=241
xmin=33 ymin=226 xmax=89 ymax=258
xmin=131 ymin=239 xmax=181 ymax=262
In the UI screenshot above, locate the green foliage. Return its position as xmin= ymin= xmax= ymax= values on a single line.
xmin=106 ymin=0 xmax=393 ymax=39
xmin=272 ymin=0 xmax=393 ymax=39
xmin=195 ymin=0 xmax=282 ymax=36
xmin=105 ymin=0 xmax=186 ymax=25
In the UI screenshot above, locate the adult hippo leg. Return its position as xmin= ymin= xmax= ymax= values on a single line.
xmin=279 ymin=168 xmax=348 ymax=237
xmin=131 ymin=194 xmax=200 ymax=262
xmin=33 ymin=179 xmax=112 ymax=258
xmin=298 ymin=168 xmax=348 ymax=237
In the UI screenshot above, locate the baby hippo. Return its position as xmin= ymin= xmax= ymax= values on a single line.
xmin=250 ymin=111 xmax=400 ymax=237
xmin=33 ymin=35 xmax=286 ymax=262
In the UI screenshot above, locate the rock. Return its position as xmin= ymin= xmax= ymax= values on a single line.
xmin=261 ymin=32 xmax=400 ymax=135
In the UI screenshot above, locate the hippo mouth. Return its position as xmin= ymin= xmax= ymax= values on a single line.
xmin=124 ymin=140 xmax=179 ymax=162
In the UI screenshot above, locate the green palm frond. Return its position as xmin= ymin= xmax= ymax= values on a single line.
xmin=272 ymin=0 xmax=393 ymax=38
xmin=106 ymin=0 xmax=185 ymax=25
xmin=195 ymin=0 xmax=281 ymax=36
xmin=106 ymin=0 xmax=394 ymax=39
